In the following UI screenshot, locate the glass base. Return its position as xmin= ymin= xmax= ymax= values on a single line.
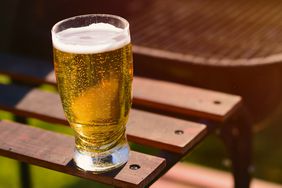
xmin=73 ymin=143 xmax=129 ymax=173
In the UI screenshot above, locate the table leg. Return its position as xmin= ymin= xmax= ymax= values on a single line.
xmin=18 ymin=162 xmax=32 ymax=188
xmin=14 ymin=116 xmax=32 ymax=188
xmin=220 ymin=109 xmax=252 ymax=188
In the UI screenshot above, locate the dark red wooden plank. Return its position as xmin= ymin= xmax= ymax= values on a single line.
xmin=127 ymin=110 xmax=207 ymax=154
xmin=0 ymin=120 xmax=166 ymax=188
xmin=133 ymin=77 xmax=242 ymax=122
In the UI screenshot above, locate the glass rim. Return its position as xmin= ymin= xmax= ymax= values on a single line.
xmin=51 ymin=14 xmax=129 ymax=35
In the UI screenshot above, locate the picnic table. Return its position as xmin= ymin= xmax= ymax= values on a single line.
xmin=0 ymin=53 xmax=247 ymax=188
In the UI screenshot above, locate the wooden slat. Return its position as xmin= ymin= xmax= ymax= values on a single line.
xmin=0 ymin=54 xmax=241 ymax=122
xmin=0 ymin=84 xmax=206 ymax=154
xmin=127 ymin=110 xmax=207 ymax=154
xmin=0 ymin=120 xmax=165 ymax=188
xmin=133 ymin=77 xmax=242 ymax=122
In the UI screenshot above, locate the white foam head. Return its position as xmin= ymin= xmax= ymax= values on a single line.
xmin=52 ymin=23 xmax=130 ymax=54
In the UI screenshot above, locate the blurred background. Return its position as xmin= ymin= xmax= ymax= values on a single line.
xmin=1 ymin=0 xmax=282 ymax=187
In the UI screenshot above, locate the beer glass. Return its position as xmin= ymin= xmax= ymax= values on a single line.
xmin=51 ymin=14 xmax=133 ymax=172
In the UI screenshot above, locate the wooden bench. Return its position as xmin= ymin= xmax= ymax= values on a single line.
xmin=5 ymin=0 xmax=282 ymax=187
xmin=0 ymin=53 xmax=244 ymax=187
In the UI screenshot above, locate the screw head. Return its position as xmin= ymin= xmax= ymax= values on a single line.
xmin=129 ymin=164 xmax=140 ymax=170
xmin=213 ymin=100 xmax=221 ymax=105
xmin=174 ymin=130 xmax=184 ymax=135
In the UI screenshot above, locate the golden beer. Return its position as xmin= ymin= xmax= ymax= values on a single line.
xmin=53 ymin=43 xmax=132 ymax=151
xmin=52 ymin=14 xmax=132 ymax=172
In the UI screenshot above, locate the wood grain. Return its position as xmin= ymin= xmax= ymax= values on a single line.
xmin=0 ymin=54 xmax=241 ymax=122
xmin=127 ymin=110 xmax=207 ymax=153
xmin=0 ymin=84 xmax=206 ymax=154
xmin=133 ymin=77 xmax=242 ymax=122
xmin=0 ymin=120 xmax=165 ymax=188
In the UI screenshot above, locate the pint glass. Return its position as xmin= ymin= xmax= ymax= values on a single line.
xmin=51 ymin=14 xmax=133 ymax=172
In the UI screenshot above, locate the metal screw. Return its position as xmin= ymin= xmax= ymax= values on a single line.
xmin=129 ymin=164 xmax=140 ymax=170
xmin=174 ymin=130 xmax=184 ymax=135
xmin=213 ymin=100 xmax=221 ymax=105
